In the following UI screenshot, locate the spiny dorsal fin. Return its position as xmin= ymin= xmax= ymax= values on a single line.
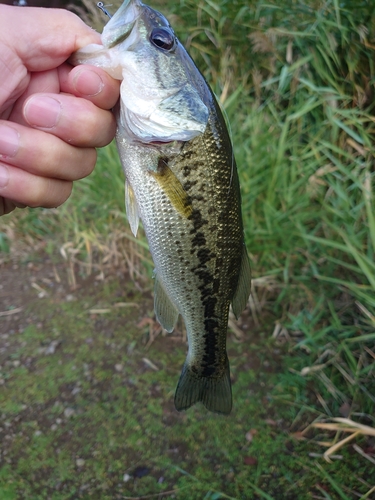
xmin=154 ymin=275 xmax=179 ymax=333
xmin=231 ymin=245 xmax=251 ymax=319
xmin=125 ymin=179 xmax=140 ymax=237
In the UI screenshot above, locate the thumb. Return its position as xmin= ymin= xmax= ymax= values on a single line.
xmin=0 ymin=5 xmax=102 ymax=72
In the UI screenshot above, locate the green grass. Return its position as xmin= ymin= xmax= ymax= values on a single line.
xmin=0 ymin=272 xmax=373 ymax=499
xmin=1 ymin=0 xmax=375 ymax=497
xmin=164 ymin=0 xmax=375 ymax=416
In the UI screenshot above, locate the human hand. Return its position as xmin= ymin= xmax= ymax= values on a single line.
xmin=0 ymin=5 xmax=120 ymax=216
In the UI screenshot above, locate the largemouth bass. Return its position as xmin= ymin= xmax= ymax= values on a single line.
xmin=72 ymin=0 xmax=251 ymax=414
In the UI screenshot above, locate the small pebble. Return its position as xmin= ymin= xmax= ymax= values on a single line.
xmin=64 ymin=408 xmax=75 ymax=418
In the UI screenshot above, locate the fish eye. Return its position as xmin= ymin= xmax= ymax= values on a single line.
xmin=150 ymin=27 xmax=176 ymax=51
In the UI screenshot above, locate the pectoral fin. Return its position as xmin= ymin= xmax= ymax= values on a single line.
xmin=154 ymin=275 xmax=179 ymax=333
xmin=231 ymin=245 xmax=251 ymax=319
xmin=152 ymin=159 xmax=192 ymax=218
xmin=125 ymin=179 xmax=140 ymax=237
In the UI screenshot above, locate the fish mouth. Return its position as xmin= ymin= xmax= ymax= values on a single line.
xmin=102 ymin=0 xmax=142 ymax=49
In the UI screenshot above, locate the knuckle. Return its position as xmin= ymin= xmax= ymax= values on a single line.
xmin=93 ymin=113 xmax=117 ymax=147
xmin=79 ymin=107 xmax=115 ymax=147
xmin=27 ymin=179 xmax=72 ymax=208
xmin=77 ymin=149 xmax=97 ymax=179
xmin=52 ymin=182 xmax=73 ymax=207
xmin=26 ymin=181 xmax=46 ymax=208
xmin=47 ymin=180 xmax=73 ymax=208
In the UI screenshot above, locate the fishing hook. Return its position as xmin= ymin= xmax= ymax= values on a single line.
xmin=97 ymin=2 xmax=112 ymax=19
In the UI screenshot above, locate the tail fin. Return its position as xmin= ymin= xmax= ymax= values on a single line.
xmin=174 ymin=360 xmax=232 ymax=415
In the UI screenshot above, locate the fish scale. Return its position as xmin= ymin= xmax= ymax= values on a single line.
xmin=72 ymin=0 xmax=251 ymax=414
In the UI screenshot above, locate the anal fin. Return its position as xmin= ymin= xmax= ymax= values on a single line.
xmin=154 ymin=275 xmax=179 ymax=333
xmin=232 ymin=244 xmax=251 ymax=319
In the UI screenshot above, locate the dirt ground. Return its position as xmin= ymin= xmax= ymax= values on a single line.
xmin=1 ymin=255 xmax=374 ymax=500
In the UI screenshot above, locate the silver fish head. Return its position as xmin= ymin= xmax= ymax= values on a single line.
xmin=74 ymin=0 xmax=209 ymax=143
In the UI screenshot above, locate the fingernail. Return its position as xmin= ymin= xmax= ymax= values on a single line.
xmin=24 ymin=96 xmax=62 ymax=129
xmin=0 ymin=124 xmax=20 ymax=158
xmin=0 ymin=164 xmax=9 ymax=189
xmin=73 ymin=69 xmax=104 ymax=97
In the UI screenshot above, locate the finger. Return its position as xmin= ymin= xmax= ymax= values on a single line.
xmin=59 ymin=64 xmax=121 ymax=110
xmin=7 ymin=69 xmax=60 ymax=126
xmin=0 ymin=121 xmax=97 ymax=181
xmin=0 ymin=6 xmax=102 ymax=72
xmin=0 ymin=161 xmax=73 ymax=209
xmin=23 ymin=92 xmax=116 ymax=147
xmin=0 ymin=197 xmax=26 ymax=217
xmin=0 ymin=6 xmax=102 ymax=117
xmin=0 ymin=197 xmax=16 ymax=216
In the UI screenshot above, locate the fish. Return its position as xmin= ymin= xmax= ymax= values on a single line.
xmin=71 ymin=0 xmax=251 ymax=414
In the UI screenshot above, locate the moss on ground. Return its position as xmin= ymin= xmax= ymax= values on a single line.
xmin=0 ymin=259 xmax=373 ymax=500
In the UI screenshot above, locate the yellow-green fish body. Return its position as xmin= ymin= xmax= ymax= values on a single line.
xmin=72 ymin=0 xmax=251 ymax=414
